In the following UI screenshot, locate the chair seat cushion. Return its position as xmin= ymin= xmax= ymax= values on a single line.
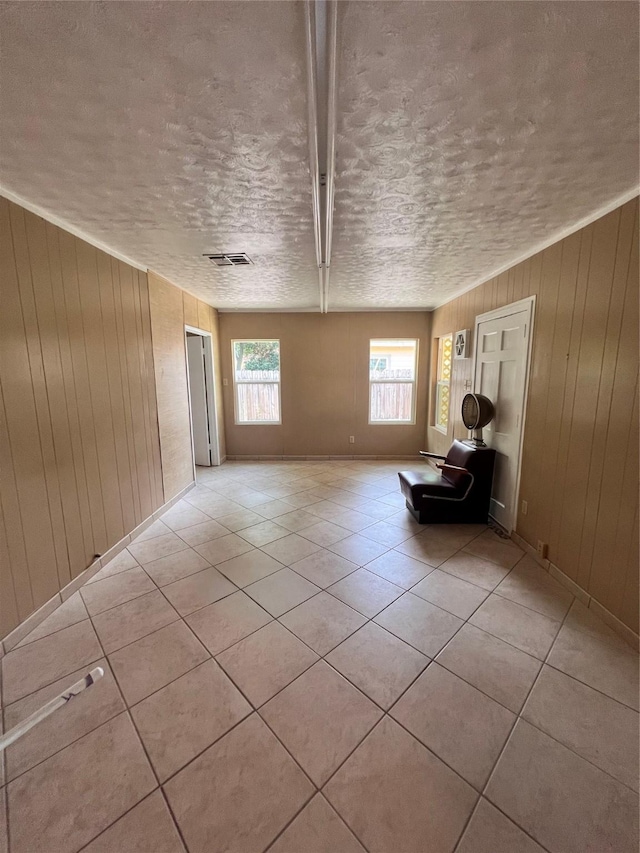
xmin=398 ymin=469 xmax=462 ymax=503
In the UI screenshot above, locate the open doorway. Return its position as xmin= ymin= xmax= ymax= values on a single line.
xmin=185 ymin=325 xmax=220 ymax=469
xmin=472 ymin=297 xmax=535 ymax=532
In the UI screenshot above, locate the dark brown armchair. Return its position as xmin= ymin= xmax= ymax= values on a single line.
xmin=398 ymin=440 xmax=496 ymax=524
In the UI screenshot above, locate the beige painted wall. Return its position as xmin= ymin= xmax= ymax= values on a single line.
xmin=148 ymin=272 xmax=226 ymax=500
xmin=219 ymin=312 xmax=431 ymax=458
xmin=428 ymin=198 xmax=639 ymax=633
xmin=0 ymin=197 xmax=164 ymax=637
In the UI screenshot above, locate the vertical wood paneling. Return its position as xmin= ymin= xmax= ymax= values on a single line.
xmin=535 ymin=233 xmax=581 ymax=548
xmin=139 ymin=271 xmax=165 ymax=510
xmin=0 ymin=197 xmax=164 ymax=638
xmin=578 ymin=203 xmax=635 ymax=591
xmin=132 ymin=268 xmax=155 ymax=520
xmin=0 ymin=378 xmax=33 ymax=620
xmin=607 ymin=378 xmax=638 ymax=618
xmin=608 ymin=222 xmax=640 ymax=624
xmin=197 ymin=300 xmax=212 ymax=333
xmin=589 ymin=207 xmax=638 ymax=606
xmin=147 ymin=272 xmax=225 ymax=499
xmin=58 ymin=228 xmax=108 ymax=554
xmin=17 ymin=209 xmax=74 ymax=591
xmin=96 ymin=250 xmax=136 ymax=536
xmin=428 ymin=198 xmax=639 ymax=633
xmin=119 ymin=263 xmax=152 ymax=522
xmin=0 ymin=495 xmax=19 ymax=633
xmin=148 ymin=273 xmax=194 ymax=499
xmin=559 ymin=210 xmax=620 ymax=589
xmin=46 ymin=222 xmax=94 ymax=566
xmin=518 ymin=241 xmax=563 ymax=549
xmin=547 ymin=226 xmax=592 ymax=557
xmin=25 ymin=211 xmax=83 ymax=585
xmin=2 ymin=202 xmax=60 ymax=607
xmin=114 ymin=260 xmax=142 ymax=522
xmin=183 ymin=292 xmax=199 ymax=328
xmin=75 ymin=240 xmax=124 ymax=546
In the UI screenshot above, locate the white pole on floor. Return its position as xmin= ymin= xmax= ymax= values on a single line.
xmin=0 ymin=667 xmax=104 ymax=752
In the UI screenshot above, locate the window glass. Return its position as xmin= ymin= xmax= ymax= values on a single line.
xmin=435 ymin=334 xmax=453 ymax=431
xmin=369 ymin=339 xmax=417 ymax=423
xmin=232 ymin=340 xmax=281 ymax=423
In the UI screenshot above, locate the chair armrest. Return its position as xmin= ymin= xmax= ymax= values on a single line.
xmin=436 ymin=463 xmax=470 ymax=474
xmin=424 ymin=465 xmax=475 ymax=502
xmin=419 ymin=451 xmax=447 ymax=461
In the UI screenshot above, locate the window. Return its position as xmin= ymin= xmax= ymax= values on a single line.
xmin=369 ymin=339 xmax=418 ymax=423
xmin=232 ymin=339 xmax=281 ymax=424
xmin=435 ymin=334 xmax=453 ymax=432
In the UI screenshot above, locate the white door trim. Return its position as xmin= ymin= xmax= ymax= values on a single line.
xmin=184 ymin=325 xmax=221 ymax=470
xmin=472 ymin=295 xmax=536 ymax=532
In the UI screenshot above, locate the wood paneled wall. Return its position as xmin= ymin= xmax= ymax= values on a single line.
xmin=219 ymin=312 xmax=431 ymax=458
xmin=0 ymin=197 xmax=164 ymax=637
xmin=428 ymin=198 xmax=639 ymax=633
xmin=148 ymin=272 xmax=226 ymax=500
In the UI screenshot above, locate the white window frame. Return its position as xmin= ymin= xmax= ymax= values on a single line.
xmin=232 ymin=339 xmax=281 ymax=425
xmin=434 ymin=333 xmax=453 ymax=434
xmin=368 ymin=338 xmax=418 ymax=425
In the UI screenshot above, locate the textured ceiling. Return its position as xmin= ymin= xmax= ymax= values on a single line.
xmin=1 ymin=1 xmax=638 ymax=312
xmin=330 ymin=1 xmax=639 ymax=309
xmin=0 ymin=1 xmax=318 ymax=309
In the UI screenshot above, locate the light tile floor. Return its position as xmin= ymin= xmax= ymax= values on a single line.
xmin=1 ymin=459 xmax=638 ymax=853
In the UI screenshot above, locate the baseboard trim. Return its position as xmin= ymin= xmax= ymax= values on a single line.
xmin=510 ymin=530 xmax=639 ymax=651
xmin=225 ymin=454 xmax=418 ymax=461
xmin=1 ymin=482 xmax=196 ymax=653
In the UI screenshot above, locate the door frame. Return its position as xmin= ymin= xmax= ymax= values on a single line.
xmin=471 ymin=296 xmax=536 ymax=532
xmin=184 ymin=325 xmax=221 ymax=470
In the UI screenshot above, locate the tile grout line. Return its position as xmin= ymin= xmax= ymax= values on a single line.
xmin=6 ymin=542 xmax=633 ymax=820
xmin=81 ymin=589 xmax=196 ymax=853
xmin=0 ymin=515 xmax=568 ymax=705
xmin=6 ymin=609 xmax=168 ymax=853
xmin=5 ymin=464 xmax=636 ymax=852
xmin=237 ymin=600 xmax=489 ymax=808
xmin=450 ymin=596 xmax=579 ymax=853
xmin=221 ymin=525 xmax=595 ymax=850
xmin=5 ymin=582 xmax=218 ymax=849
xmin=0 ymin=646 xmax=106 ymax=725
xmin=541 ymin=657 xmax=639 ymax=713
xmin=0 ymin=506 xmax=516 ymax=783
xmin=263 ymin=792 xmax=372 ymax=853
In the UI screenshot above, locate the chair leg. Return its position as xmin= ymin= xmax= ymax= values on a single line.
xmin=405 ymin=501 xmax=421 ymax=523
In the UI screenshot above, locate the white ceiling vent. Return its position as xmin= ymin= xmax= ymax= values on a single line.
xmin=203 ymin=253 xmax=253 ymax=267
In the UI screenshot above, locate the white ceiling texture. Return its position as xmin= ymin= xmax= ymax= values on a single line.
xmin=1 ymin=1 xmax=638 ymax=312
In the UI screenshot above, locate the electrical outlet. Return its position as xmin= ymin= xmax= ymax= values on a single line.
xmin=521 ymin=500 xmax=528 ymax=516
xmin=537 ymin=540 xmax=548 ymax=559
xmin=222 ymin=378 xmax=228 ymax=386
xmin=349 ymin=436 xmax=355 ymax=444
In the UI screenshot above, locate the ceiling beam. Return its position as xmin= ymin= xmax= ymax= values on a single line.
xmin=323 ymin=0 xmax=338 ymax=313
xmin=304 ymin=0 xmax=324 ymax=313
xmin=304 ymin=0 xmax=338 ymax=313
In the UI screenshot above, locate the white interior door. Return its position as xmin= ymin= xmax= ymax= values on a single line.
xmin=473 ymin=301 xmax=533 ymax=531
xmin=186 ymin=334 xmax=211 ymax=467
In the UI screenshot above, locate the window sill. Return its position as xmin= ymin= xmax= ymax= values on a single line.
xmin=432 ymin=425 xmax=448 ymax=435
xmin=368 ymin=421 xmax=416 ymax=426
